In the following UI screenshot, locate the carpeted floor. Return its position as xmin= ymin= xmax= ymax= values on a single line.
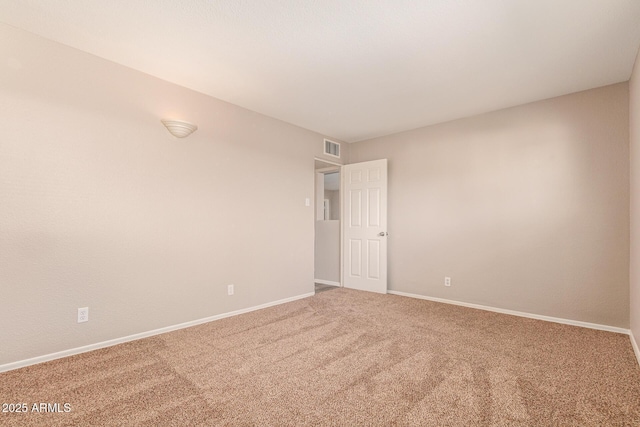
xmin=1 ymin=288 xmax=639 ymax=426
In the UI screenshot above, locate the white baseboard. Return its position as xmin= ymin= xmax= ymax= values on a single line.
xmin=314 ymin=279 xmax=340 ymax=287
xmin=0 ymin=292 xmax=315 ymax=373
xmin=631 ymin=332 xmax=640 ymax=368
xmin=388 ymin=290 xmax=630 ymax=335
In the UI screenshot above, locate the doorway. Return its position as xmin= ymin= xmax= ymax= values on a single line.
xmin=313 ymin=157 xmax=389 ymax=294
xmin=314 ymin=158 xmax=341 ymax=288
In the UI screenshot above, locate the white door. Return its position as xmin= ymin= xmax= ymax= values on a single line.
xmin=342 ymin=159 xmax=388 ymax=293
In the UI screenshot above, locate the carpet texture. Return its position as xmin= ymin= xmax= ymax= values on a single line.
xmin=1 ymin=288 xmax=639 ymax=426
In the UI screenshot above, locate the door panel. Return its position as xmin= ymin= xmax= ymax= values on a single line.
xmin=367 ymin=239 xmax=380 ymax=279
xmin=342 ymin=159 xmax=388 ymax=293
xmin=349 ymin=239 xmax=362 ymax=277
xmin=368 ymin=188 xmax=380 ymax=226
xmin=349 ymin=190 xmax=362 ymax=227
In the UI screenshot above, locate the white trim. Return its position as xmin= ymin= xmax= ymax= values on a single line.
xmin=316 ymin=167 xmax=340 ymax=174
xmin=631 ymin=332 xmax=640 ymax=368
xmin=388 ymin=290 xmax=630 ymax=334
xmin=0 ymin=292 xmax=314 ymax=373
xmin=314 ymin=156 xmax=342 ymax=167
xmin=315 ymin=279 xmax=341 ymax=287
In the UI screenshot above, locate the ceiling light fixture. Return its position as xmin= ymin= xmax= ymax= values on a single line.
xmin=161 ymin=119 xmax=198 ymax=138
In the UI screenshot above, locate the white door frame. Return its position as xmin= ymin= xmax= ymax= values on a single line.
xmin=314 ymin=157 xmax=343 ymax=288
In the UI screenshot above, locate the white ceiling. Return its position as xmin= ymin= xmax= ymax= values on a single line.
xmin=2 ymin=1 xmax=640 ymax=143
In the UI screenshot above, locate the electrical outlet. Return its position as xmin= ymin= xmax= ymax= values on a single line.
xmin=227 ymin=284 xmax=234 ymax=296
xmin=444 ymin=277 xmax=451 ymax=287
xmin=77 ymin=307 xmax=89 ymax=323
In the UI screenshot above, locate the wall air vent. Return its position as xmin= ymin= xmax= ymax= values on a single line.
xmin=324 ymin=139 xmax=341 ymax=158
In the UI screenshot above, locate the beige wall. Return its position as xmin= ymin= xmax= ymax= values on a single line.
xmin=350 ymin=83 xmax=630 ymax=327
xmin=314 ymin=221 xmax=340 ymax=283
xmin=324 ymin=189 xmax=340 ymax=220
xmin=0 ymin=24 xmax=336 ymax=365
xmin=631 ymin=48 xmax=640 ymax=346
xmin=0 ymin=21 xmax=633 ymax=368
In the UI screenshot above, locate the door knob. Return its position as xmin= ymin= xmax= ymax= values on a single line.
xmin=378 ymin=232 xmax=388 ymax=236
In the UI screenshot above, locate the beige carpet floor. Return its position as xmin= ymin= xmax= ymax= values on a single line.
xmin=1 ymin=288 xmax=639 ymax=426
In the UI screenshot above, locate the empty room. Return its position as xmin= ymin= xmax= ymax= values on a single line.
xmin=2 ymin=1 xmax=640 ymax=425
